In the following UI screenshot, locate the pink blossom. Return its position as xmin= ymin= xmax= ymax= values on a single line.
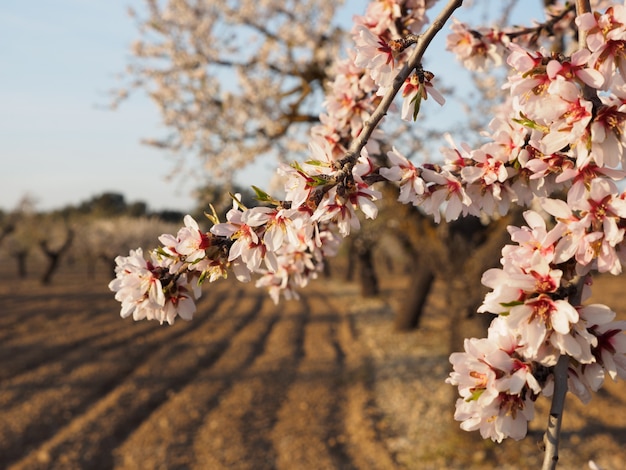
xmin=400 ymin=72 xmax=445 ymax=121
xmin=577 ymin=5 xmax=626 ymax=88
xmin=506 ymin=210 xmax=566 ymax=267
xmin=379 ymin=147 xmax=426 ymax=205
xmin=420 ymin=168 xmax=472 ymax=223
xmin=540 ymin=79 xmax=593 ymax=155
xmin=446 ymin=20 xmax=506 ymax=72
xmin=581 ymin=304 xmax=626 ymax=381
xmin=546 ymin=49 xmax=604 ymax=89
xmin=447 ymin=317 xmax=540 ymax=442
xmin=109 ymin=248 xmax=201 ymax=325
xmin=158 ymin=215 xmax=211 ymax=272
xmin=354 ymin=26 xmax=396 ymax=90
xmin=590 ymin=102 xmax=626 ymax=168
xmin=211 ymin=200 xmax=276 ymax=275
xmin=506 ymin=295 xmax=579 ymax=359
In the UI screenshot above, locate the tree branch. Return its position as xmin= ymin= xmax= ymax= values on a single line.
xmin=576 ymin=0 xmax=592 ymax=47
xmin=336 ymin=0 xmax=464 ymax=174
xmin=541 ymin=353 xmax=569 ymax=470
xmin=541 ymin=275 xmax=586 ymax=470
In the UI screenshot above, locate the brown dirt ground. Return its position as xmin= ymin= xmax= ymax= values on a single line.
xmin=1 ymin=257 xmax=626 ymax=469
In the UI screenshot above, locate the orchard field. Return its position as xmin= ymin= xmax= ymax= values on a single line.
xmin=1 ymin=257 xmax=626 ymax=469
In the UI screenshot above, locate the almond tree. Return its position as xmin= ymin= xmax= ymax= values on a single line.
xmin=111 ymin=1 xmax=626 ymax=468
xmin=1 ymin=195 xmax=39 ymax=279
xmin=74 ymin=216 xmax=181 ymax=278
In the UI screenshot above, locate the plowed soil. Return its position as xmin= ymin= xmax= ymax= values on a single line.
xmin=1 ymin=260 xmax=626 ymax=469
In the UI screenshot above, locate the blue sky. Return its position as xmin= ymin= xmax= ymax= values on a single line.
xmin=1 ymin=0 xmax=199 ymax=212
xmin=1 ymin=0 xmax=544 ymax=213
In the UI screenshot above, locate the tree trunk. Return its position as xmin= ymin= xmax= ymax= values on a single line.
xmin=344 ymin=238 xmax=356 ymax=282
xmin=357 ymin=243 xmax=379 ymax=297
xmin=41 ymin=254 xmax=61 ymax=285
xmin=39 ymin=229 xmax=74 ymax=285
xmin=394 ymin=266 xmax=435 ymax=331
xmin=15 ymin=251 xmax=28 ymax=279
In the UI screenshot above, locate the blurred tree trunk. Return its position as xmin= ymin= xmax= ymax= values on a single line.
xmin=394 ymin=263 xmax=435 ymax=330
xmin=344 ymin=237 xmax=356 ymax=282
xmin=445 ymin=210 xmax=524 ymax=351
xmin=0 ymin=223 xmax=14 ymax=246
xmin=355 ymin=238 xmax=379 ymax=297
xmin=100 ymin=254 xmax=117 ymax=279
xmin=40 ymin=229 xmax=74 ymax=285
xmin=14 ymin=250 xmax=28 ymax=279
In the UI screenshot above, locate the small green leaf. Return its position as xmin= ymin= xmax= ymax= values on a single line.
xmin=304 ymin=159 xmax=328 ymax=167
xmin=512 ymin=112 xmax=549 ymax=132
xmin=229 ymin=192 xmax=247 ymax=211
xmin=251 ymin=185 xmax=282 ymax=206
xmin=252 ymin=185 xmax=271 ymax=202
xmin=465 ymin=389 xmax=484 ymax=402
xmin=204 ymin=203 xmax=220 ymax=225
xmin=411 ymin=88 xmax=423 ymax=121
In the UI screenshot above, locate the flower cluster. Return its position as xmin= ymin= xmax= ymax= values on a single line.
xmin=439 ymin=2 xmax=626 ymax=441
xmin=109 ymin=0 xmax=626 ymax=451
xmin=110 ymin=1 xmax=447 ymax=322
xmin=446 ymin=19 xmax=508 ymax=72
xmin=448 ymin=209 xmax=626 ymax=440
xmin=447 ymin=316 xmax=542 ymax=442
xmin=109 ymin=247 xmax=201 ymax=325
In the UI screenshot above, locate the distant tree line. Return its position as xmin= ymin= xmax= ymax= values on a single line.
xmin=53 ymin=191 xmax=185 ymax=222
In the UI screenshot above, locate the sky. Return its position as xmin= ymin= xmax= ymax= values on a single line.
xmin=1 ymin=0 xmax=544 ymax=214
xmin=1 ymin=0 xmax=200 ymax=213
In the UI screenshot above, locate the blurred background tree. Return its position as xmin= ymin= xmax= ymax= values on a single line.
xmin=113 ymin=0 xmax=350 ymax=183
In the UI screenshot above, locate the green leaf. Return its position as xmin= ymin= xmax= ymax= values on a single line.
xmin=512 ymin=112 xmax=548 ymax=132
xmin=251 ymin=185 xmax=278 ymax=204
xmin=411 ymin=88 xmax=423 ymax=121
xmin=304 ymin=159 xmax=329 ymax=167
xmin=204 ymin=203 xmax=220 ymax=225
xmin=465 ymin=389 xmax=484 ymax=402
xmin=228 ymin=192 xmax=247 ymax=211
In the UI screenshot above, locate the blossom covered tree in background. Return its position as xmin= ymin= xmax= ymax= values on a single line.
xmin=110 ymin=0 xmax=626 ymax=468
xmin=114 ymin=0 xmax=346 ymax=180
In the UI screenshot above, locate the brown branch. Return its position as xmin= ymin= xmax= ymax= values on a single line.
xmin=543 ymin=2 xmax=592 ymax=463
xmin=576 ymin=0 xmax=592 ymax=47
xmin=336 ymin=0 xmax=464 ymax=177
xmin=505 ymin=4 xmax=575 ymax=41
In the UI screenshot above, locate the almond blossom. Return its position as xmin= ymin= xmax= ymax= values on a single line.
xmin=109 ymin=248 xmax=201 ymax=325
xmin=354 ymin=26 xmax=397 ymax=90
xmin=447 ymin=317 xmax=541 ymax=443
xmin=542 ymin=178 xmax=626 ymax=274
xmin=158 ymin=214 xmax=212 ymax=272
xmin=379 ymin=147 xmax=426 ymax=204
xmin=577 ymin=4 xmax=626 ymax=88
xmin=446 ymin=20 xmax=507 ymax=72
xmin=399 ymin=71 xmax=445 ymax=121
xmin=211 ymin=202 xmax=278 ymax=275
